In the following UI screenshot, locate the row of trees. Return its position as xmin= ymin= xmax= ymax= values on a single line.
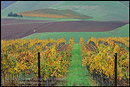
xmin=8 ymin=12 xmax=23 ymax=17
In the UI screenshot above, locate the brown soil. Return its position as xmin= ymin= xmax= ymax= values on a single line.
xmin=1 ymin=19 xmax=128 ymax=40
xmin=1 ymin=18 xmax=55 ymax=25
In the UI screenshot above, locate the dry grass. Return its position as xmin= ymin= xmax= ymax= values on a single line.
xmin=17 ymin=13 xmax=73 ymax=18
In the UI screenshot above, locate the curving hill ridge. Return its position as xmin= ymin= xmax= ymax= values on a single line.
xmin=1 ymin=1 xmax=129 ymax=22
xmin=1 ymin=1 xmax=62 ymax=17
xmin=23 ymin=24 xmax=129 ymax=43
xmin=1 ymin=1 xmax=129 ymax=41
xmin=17 ymin=9 xmax=92 ymax=19
xmin=51 ymin=1 xmax=129 ymax=21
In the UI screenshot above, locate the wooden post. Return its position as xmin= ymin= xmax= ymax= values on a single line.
xmin=107 ymin=74 xmax=110 ymax=86
xmin=114 ymin=53 xmax=117 ymax=86
xmin=38 ymin=52 xmax=41 ymax=86
xmin=100 ymin=71 xmax=103 ymax=86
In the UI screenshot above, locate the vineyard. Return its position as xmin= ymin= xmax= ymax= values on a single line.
xmin=1 ymin=1 xmax=129 ymax=86
xmin=1 ymin=37 xmax=129 ymax=86
xmin=1 ymin=38 xmax=74 ymax=86
xmin=80 ymin=37 xmax=129 ymax=86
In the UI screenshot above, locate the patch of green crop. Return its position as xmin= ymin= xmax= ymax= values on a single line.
xmin=23 ymin=24 xmax=129 ymax=44
xmin=57 ymin=44 xmax=97 ymax=86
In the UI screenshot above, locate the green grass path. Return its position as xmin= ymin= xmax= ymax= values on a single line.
xmin=64 ymin=44 xmax=97 ymax=86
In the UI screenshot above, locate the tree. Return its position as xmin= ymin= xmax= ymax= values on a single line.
xmin=8 ymin=12 xmax=23 ymax=18
xmin=8 ymin=12 xmax=13 ymax=17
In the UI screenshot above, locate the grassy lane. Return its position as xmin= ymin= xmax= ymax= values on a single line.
xmin=59 ymin=44 xmax=97 ymax=86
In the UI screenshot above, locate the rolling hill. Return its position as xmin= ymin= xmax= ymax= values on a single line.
xmin=1 ymin=20 xmax=128 ymax=40
xmin=1 ymin=1 xmax=129 ymax=21
xmin=51 ymin=1 xmax=129 ymax=21
xmin=1 ymin=1 xmax=62 ymax=17
xmin=17 ymin=8 xmax=92 ymax=19
xmin=23 ymin=24 xmax=129 ymax=43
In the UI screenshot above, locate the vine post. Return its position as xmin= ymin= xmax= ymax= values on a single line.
xmin=38 ymin=52 xmax=41 ymax=86
xmin=114 ymin=53 xmax=117 ymax=86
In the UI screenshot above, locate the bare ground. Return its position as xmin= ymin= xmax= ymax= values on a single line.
xmin=1 ymin=19 xmax=128 ymax=40
xmin=1 ymin=18 xmax=55 ymax=25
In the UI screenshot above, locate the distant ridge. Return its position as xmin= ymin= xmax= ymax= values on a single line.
xmin=1 ymin=1 xmax=129 ymax=21
xmin=1 ymin=1 xmax=62 ymax=17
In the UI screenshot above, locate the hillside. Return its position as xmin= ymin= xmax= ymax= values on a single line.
xmin=51 ymin=1 xmax=129 ymax=21
xmin=23 ymin=24 xmax=129 ymax=43
xmin=1 ymin=1 xmax=129 ymax=21
xmin=1 ymin=1 xmax=62 ymax=17
xmin=17 ymin=8 xmax=92 ymax=19
xmin=1 ymin=20 xmax=127 ymax=40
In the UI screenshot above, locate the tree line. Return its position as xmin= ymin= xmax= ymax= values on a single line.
xmin=8 ymin=12 xmax=23 ymax=17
